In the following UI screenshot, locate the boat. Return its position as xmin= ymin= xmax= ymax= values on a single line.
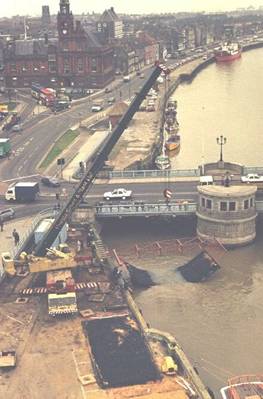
xmin=165 ymin=123 xmax=179 ymax=135
xmin=214 ymin=42 xmax=242 ymax=62
xmin=155 ymin=154 xmax=170 ymax=170
xmin=220 ymin=375 xmax=263 ymax=399
xmin=165 ymin=134 xmax=180 ymax=151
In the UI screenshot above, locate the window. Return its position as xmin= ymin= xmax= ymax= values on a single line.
xmin=63 ymin=59 xmax=71 ymax=74
xmin=48 ymin=54 xmax=56 ymax=62
xmin=229 ymin=202 xmax=236 ymax=211
xmin=250 ymin=198 xmax=254 ymax=207
xmin=48 ymin=62 xmax=56 ymax=73
xmin=220 ymin=201 xmax=227 ymax=211
xmin=77 ymin=58 xmax=84 ymax=73
xmin=206 ymin=199 xmax=212 ymax=209
xmin=244 ymin=199 xmax=249 ymax=209
xmin=201 ymin=197 xmax=205 ymax=207
xmin=91 ymin=58 xmax=97 ymax=72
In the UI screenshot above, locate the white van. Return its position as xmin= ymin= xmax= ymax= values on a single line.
xmin=199 ymin=175 xmax=214 ymax=185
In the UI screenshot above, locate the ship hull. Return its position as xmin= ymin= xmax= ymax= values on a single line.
xmin=215 ymin=51 xmax=241 ymax=62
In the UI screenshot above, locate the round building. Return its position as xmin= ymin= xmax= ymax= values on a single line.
xmin=196 ymin=185 xmax=257 ymax=246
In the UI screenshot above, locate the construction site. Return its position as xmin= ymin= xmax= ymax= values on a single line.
xmin=0 ymin=64 xmax=214 ymax=399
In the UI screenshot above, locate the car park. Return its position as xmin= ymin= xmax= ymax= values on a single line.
xmin=0 ymin=208 xmax=15 ymax=221
xmin=241 ymin=173 xmax=263 ymax=183
xmin=41 ymin=177 xmax=60 ymax=187
xmin=103 ymin=188 xmax=132 ymax=200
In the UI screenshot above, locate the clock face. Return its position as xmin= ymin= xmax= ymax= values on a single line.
xmin=62 ymin=29 xmax=67 ymax=35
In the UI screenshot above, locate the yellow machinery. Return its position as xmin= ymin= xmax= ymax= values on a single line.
xmin=1 ymin=245 xmax=89 ymax=275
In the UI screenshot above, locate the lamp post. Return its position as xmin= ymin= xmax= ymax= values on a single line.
xmin=216 ymin=135 xmax=227 ymax=162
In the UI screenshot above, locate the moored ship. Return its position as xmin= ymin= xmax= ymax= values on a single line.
xmin=165 ymin=134 xmax=180 ymax=152
xmin=214 ymin=42 xmax=242 ymax=62
xmin=220 ymin=375 xmax=263 ymax=399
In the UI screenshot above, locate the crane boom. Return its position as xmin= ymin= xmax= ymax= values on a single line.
xmin=35 ymin=64 xmax=167 ymax=256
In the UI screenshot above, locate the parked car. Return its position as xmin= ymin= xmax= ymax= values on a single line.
xmin=105 ymin=87 xmax=112 ymax=93
xmin=0 ymin=208 xmax=15 ymax=221
xmin=103 ymin=188 xmax=132 ymax=200
xmin=41 ymin=176 xmax=60 ymax=187
xmin=241 ymin=174 xmax=263 ymax=183
xmin=11 ymin=124 xmax=23 ymax=132
xmin=107 ymin=97 xmax=116 ymax=105
xmin=85 ymin=89 xmax=94 ymax=95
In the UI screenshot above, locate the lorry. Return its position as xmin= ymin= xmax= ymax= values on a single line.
xmin=5 ymin=182 xmax=39 ymax=202
xmin=48 ymin=292 xmax=78 ymax=316
xmin=0 ymin=138 xmax=11 ymax=157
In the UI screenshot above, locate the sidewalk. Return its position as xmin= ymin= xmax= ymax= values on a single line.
xmin=0 ymin=217 xmax=34 ymax=254
xmin=62 ymin=130 xmax=111 ymax=180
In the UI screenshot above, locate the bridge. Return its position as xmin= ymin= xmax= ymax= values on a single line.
xmin=92 ymin=200 xmax=263 ymax=218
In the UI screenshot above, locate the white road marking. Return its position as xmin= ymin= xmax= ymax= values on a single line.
xmin=2 ymin=174 xmax=40 ymax=183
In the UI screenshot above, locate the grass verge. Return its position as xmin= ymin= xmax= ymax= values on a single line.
xmin=39 ymin=128 xmax=79 ymax=170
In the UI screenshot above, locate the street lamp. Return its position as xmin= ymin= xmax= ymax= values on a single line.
xmin=216 ymin=135 xmax=227 ymax=162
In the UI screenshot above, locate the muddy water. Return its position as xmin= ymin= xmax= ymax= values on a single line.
xmin=171 ymin=48 xmax=263 ymax=169
xmin=101 ymin=218 xmax=263 ymax=398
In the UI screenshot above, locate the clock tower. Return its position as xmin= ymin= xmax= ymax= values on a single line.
xmin=57 ymin=0 xmax=74 ymax=38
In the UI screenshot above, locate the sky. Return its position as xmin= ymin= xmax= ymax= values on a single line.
xmin=1 ymin=0 xmax=263 ymax=18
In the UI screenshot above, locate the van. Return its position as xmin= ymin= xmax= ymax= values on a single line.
xmin=199 ymin=175 xmax=214 ymax=185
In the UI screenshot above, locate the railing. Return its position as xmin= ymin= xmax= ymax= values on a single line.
xmin=97 ymin=168 xmax=200 ymax=179
xmin=12 ymin=208 xmax=59 ymax=258
xmin=244 ymin=167 xmax=263 ymax=175
xmin=95 ymin=201 xmax=197 ymax=217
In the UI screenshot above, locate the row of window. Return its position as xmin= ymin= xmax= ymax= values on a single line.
xmin=201 ymin=197 xmax=254 ymax=211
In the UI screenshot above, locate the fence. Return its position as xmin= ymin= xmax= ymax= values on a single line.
xmin=95 ymin=201 xmax=197 ymax=218
xmin=97 ymin=168 xmax=200 ymax=179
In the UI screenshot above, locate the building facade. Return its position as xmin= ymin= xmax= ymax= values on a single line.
xmin=3 ymin=0 xmax=115 ymax=88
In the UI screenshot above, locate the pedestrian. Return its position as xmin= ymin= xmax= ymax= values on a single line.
xmin=0 ymin=217 xmax=3 ymax=232
xmin=12 ymin=229 xmax=20 ymax=246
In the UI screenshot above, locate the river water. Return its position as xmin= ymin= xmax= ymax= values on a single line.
xmin=102 ymin=49 xmax=263 ymax=398
xmin=171 ymin=48 xmax=263 ymax=168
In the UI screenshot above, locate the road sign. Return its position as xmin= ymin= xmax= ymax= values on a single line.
xmin=163 ymin=188 xmax=172 ymax=199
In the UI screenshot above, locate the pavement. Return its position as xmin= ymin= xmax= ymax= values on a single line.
xmin=0 ymin=216 xmax=34 ymax=254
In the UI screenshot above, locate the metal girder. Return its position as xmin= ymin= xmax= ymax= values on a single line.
xmin=34 ymin=64 xmax=165 ymax=256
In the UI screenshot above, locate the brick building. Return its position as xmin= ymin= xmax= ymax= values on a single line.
xmin=3 ymin=0 xmax=115 ymax=88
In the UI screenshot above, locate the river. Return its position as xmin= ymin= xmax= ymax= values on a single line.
xmin=171 ymin=48 xmax=263 ymax=169
xmin=101 ymin=49 xmax=263 ymax=399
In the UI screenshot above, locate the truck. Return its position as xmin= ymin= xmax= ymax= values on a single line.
xmin=0 ymin=138 xmax=11 ymax=157
xmin=48 ymin=292 xmax=78 ymax=316
xmin=5 ymin=182 xmax=39 ymax=202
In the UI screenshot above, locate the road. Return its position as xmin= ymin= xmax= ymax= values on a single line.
xmin=0 ymin=73 xmax=151 ymax=182
xmin=3 ymin=178 xmax=263 ymax=220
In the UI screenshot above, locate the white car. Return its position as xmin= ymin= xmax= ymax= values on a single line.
xmin=103 ymin=188 xmax=132 ymax=201
xmin=91 ymin=105 xmax=103 ymax=112
xmin=241 ymin=174 xmax=263 ymax=183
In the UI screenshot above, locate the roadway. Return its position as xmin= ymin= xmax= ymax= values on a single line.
xmin=0 ymin=72 xmax=151 ymax=182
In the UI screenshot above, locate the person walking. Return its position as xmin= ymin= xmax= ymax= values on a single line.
xmin=0 ymin=217 xmax=4 ymax=232
xmin=12 ymin=229 xmax=20 ymax=246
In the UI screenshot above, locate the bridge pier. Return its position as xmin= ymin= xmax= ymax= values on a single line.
xmin=196 ymin=185 xmax=257 ymax=246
